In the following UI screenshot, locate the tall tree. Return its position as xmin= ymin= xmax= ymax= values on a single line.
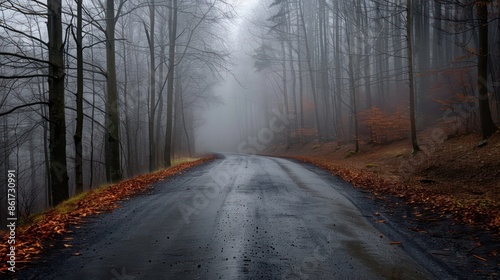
xmin=47 ymin=0 xmax=69 ymax=205
xmin=477 ymin=0 xmax=498 ymax=139
xmin=164 ymin=0 xmax=178 ymax=167
xmin=155 ymin=8 xmax=167 ymax=168
xmin=146 ymin=0 xmax=157 ymax=172
xmin=344 ymin=2 xmax=360 ymax=152
xmin=105 ymin=0 xmax=123 ymax=181
xmin=407 ymin=0 xmax=421 ymax=152
xmin=74 ymin=0 xmax=84 ymax=194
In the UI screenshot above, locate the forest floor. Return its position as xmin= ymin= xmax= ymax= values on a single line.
xmin=266 ymin=128 xmax=500 ymax=277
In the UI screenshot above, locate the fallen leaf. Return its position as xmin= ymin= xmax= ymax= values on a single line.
xmin=472 ymin=254 xmax=487 ymax=262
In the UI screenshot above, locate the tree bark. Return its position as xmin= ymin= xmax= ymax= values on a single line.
xmin=477 ymin=0 xmax=498 ymax=139
xmin=179 ymin=87 xmax=192 ymax=157
xmin=74 ymin=0 xmax=84 ymax=194
xmin=121 ymin=24 xmax=133 ymax=178
xmin=47 ymin=0 xmax=69 ymax=206
xmin=147 ymin=0 xmax=156 ymax=172
xmin=156 ymin=15 xmax=166 ymax=167
xmin=407 ymin=0 xmax=421 ymax=152
xmin=105 ymin=0 xmax=122 ymax=182
xmin=345 ymin=13 xmax=359 ymax=153
xmin=164 ymin=0 xmax=178 ymax=167
xmin=281 ymin=40 xmax=290 ymax=147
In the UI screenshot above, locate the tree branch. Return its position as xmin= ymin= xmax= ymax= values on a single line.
xmin=0 ymin=102 xmax=49 ymax=117
xmin=0 ymin=52 xmax=52 ymax=65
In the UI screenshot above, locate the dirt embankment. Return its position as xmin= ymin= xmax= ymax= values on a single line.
xmin=267 ymin=130 xmax=500 ymax=275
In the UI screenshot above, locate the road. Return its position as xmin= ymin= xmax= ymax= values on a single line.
xmin=23 ymin=154 xmax=448 ymax=279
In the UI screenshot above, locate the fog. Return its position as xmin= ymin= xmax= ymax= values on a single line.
xmin=1 ymin=0 xmax=499 ymax=219
xmin=196 ymin=0 xmax=262 ymax=153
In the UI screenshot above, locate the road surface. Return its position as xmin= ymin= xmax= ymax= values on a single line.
xmin=22 ymin=154 xmax=449 ymax=279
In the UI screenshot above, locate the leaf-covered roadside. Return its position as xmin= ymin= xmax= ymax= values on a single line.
xmin=292 ymin=156 xmax=500 ymax=234
xmin=0 ymin=156 xmax=214 ymax=273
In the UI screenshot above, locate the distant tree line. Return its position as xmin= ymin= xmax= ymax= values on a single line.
xmin=242 ymin=0 xmax=499 ymax=151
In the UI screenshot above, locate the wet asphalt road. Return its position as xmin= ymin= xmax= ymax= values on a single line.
xmin=23 ymin=154 xmax=446 ymax=279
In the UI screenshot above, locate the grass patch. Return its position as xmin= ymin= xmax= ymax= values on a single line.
xmin=56 ymin=184 xmax=111 ymax=214
xmin=150 ymin=157 xmax=200 ymax=174
xmin=172 ymin=157 xmax=199 ymax=166
xmin=18 ymin=184 xmax=111 ymax=227
xmin=56 ymin=191 xmax=91 ymax=214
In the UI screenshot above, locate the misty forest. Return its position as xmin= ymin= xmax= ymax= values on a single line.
xmin=0 ymin=0 xmax=500 ymax=279
xmin=1 ymin=0 xmax=500 ymax=277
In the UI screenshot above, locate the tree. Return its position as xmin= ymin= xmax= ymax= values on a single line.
xmin=145 ymin=0 xmax=157 ymax=171
xmin=477 ymin=0 xmax=498 ymax=139
xmin=48 ymin=0 xmax=69 ymax=205
xmin=164 ymin=0 xmax=178 ymax=167
xmin=74 ymin=0 xmax=84 ymax=194
xmin=344 ymin=0 xmax=360 ymax=152
xmin=105 ymin=0 xmax=123 ymax=182
xmin=406 ymin=0 xmax=421 ymax=152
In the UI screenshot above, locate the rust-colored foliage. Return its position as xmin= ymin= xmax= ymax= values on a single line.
xmin=359 ymin=106 xmax=409 ymax=143
xmin=430 ymin=60 xmax=478 ymax=134
xmin=0 ymin=157 xmax=214 ymax=273
xmin=295 ymin=127 xmax=318 ymax=139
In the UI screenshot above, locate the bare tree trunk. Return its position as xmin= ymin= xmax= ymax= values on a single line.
xmin=374 ymin=1 xmax=386 ymax=108
xmin=281 ymin=40 xmax=290 ymax=147
xmin=135 ymin=51 xmax=142 ymax=171
xmin=156 ymin=17 xmax=166 ymax=167
xmin=319 ymin=0 xmax=331 ymax=138
xmin=105 ymin=0 xmax=122 ymax=181
xmin=179 ymin=87 xmax=192 ymax=157
xmin=42 ymin=103 xmax=51 ymax=207
xmin=406 ymin=0 xmax=421 ymax=152
xmin=164 ymin=0 xmax=177 ymax=167
xmin=362 ymin=0 xmax=372 ymax=109
xmin=288 ymin=41 xmax=298 ymax=140
xmin=121 ymin=24 xmax=133 ymax=178
xmin=345 ymin=15 xmax=359 ymax=153
xmin=296 ymin=2 xmax=305 ymax=141
xmin=74 ymin=0 xmax=83 ymax=194
xmin=89 ymin=30 xmax=96 ymax=189
xmin=47 ymin=0 xmax=69 ymax=205
xmin=334 ymin=3 xmax=343 ymax=140
xmin=477 ymin=0 xmax=498 ymax=139
xmin=146 ymin=0 xmax=156 ymax=171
